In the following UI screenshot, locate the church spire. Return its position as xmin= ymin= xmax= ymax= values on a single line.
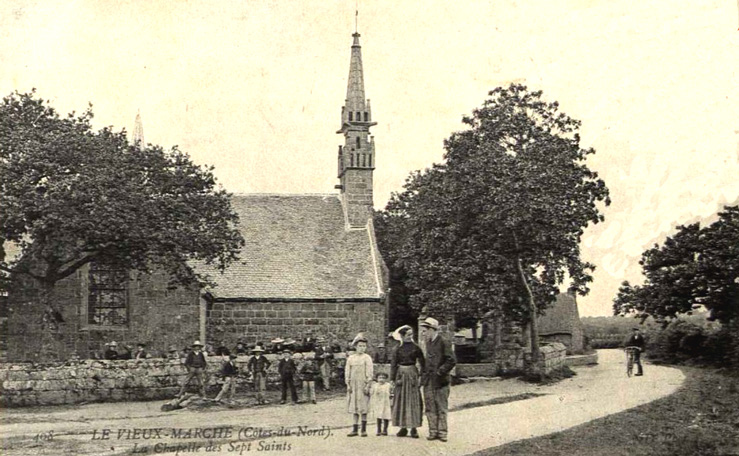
xmin=133 ymin=110 xmax=144 ymax=146
xmin=336 ymin=28 xmax=377 ymax=228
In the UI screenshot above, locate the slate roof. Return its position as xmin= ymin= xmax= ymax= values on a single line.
xmin=538 ymin=293 xmax=581 ymax=336
xmin=199 ymin=194 xmax=384 ymax=301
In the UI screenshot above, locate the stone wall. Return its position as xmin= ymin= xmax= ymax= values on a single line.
xmin=1 ymin=353 xmax=380 ymax=408
xmin=536 ymin=342 xmax=567 ymax=373
xmin=4 ymin=267 xmax=200 ymax=363
xmin=206 ymin=300 xmax=386 ymax=349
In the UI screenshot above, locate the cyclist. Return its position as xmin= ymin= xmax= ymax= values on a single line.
xmin=625 ymin=327 xmax=645 ymax=376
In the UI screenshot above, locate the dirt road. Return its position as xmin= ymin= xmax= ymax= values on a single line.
xmin=0 ymin=350 xmax=684 ymax=455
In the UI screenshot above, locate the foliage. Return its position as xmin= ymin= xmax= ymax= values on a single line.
xmin=0 ymin=91 xmax=245 ymax=301
xmin=644 ymin=319 xmax=738 ymax=368
xmin=376 ymin=84 xmax=609 ymax=362
xmin=613 ymin=205 xmax=739 ymax=325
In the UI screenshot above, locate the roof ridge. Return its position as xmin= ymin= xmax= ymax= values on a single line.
xmin=230 ymin=192 xmax=339 ymax=197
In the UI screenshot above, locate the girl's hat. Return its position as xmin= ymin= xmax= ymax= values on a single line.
xmin=352 ymin=333 xmax=368 ymax=346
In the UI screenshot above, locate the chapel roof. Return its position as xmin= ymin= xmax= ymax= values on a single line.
xmin=199 ymin=193 xmax=385 ymax=301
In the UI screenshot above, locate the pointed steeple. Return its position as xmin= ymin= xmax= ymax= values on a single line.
xmin=336 ymin=30 xmax=377 ymax=228
xmin=133 ymin=111 xmax=144 ymax=146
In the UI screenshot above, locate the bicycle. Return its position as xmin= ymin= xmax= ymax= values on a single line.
xmin=624 ymin=346 xmax=640 ymax=377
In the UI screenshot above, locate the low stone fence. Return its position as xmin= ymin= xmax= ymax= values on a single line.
xmin=537 ymin=342 xmax=567 ymax=373
xmin=0 ymin=352 xmax=363 ymax=408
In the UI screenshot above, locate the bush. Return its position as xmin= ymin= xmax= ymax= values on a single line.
xmin=645 ymin=319 xmax=738 ymax=368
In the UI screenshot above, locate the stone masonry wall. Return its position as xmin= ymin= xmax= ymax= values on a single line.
xmin=5 ymin=267 xmax=200 ymax=362
xmin=0 ymin=354 xmax=391 ymax=407
xmin=343 ymin=169 xmax=373 ymax=227
xmin=207 ymin=300 xmax=386 ymax=349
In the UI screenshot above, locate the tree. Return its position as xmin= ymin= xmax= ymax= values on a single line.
xmin=614 ymin=205 xmax=739 ymax=325
xmin=377 ymin=84 xmax=610 ymax=366
xmin=0 ymin=91 xmax=245 ymax=314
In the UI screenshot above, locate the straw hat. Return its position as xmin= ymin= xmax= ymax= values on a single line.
xmin=192 ymin=340 xmax=203 ymax=347
xmin=419 ymin=317 xmax=440 ymax=330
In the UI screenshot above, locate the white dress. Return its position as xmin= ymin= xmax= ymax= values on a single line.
xmin=370 ymin=382 xmax=392 ymax=420
xmin=345 ymin=353 xmax=373 ymax=414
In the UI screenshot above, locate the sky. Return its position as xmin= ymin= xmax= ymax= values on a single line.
xmin=1 ymin=0 xmax=738 ymax=317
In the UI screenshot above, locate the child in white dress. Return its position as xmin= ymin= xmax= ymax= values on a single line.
xmin=370 ymin=372 xmax=392 ymax=436
xmin=345 ymin=334 xmax=374 ymax=437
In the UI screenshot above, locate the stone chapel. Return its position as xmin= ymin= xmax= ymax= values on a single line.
xmin=2 ymin=31 xmax=389 ymax=362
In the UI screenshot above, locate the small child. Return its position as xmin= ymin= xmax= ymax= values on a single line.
xmin=300 ymin=358 xmax=319 ymax=404
xmin=370 ymin=372 xmax=392 ymax=436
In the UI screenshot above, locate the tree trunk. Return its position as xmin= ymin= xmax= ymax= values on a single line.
xmin=514 ymin=254 xmax=541 ymax=371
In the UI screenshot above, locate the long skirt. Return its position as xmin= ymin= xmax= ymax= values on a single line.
xmin=392 ymin=365 xmax=423 ymax=428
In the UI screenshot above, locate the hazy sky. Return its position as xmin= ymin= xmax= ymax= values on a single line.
xmin=2 ymin=0 xmax=737 ymax=316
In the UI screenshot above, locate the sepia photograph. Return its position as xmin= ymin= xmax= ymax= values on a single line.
xmin=1 ymin=1 xmax=738 ymax=455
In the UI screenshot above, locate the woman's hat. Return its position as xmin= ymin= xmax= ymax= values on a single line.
xmin=392 ymin=325 xmax=412 ymax=341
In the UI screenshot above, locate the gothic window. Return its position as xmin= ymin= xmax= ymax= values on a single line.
xmin=356 ymin=136 xmax=361 ymax=148
xmin=349 ymin=112 xmax=353 ymax=121
xmin=87 ymin=261 xmax=128 ymax=326
xmin=364 ymin=112 xmax=368 ymax=121
xmin=356 ymin=112 xmax=361 ymax=121
xmin=368 ymin=154 xmax=372 ymax=167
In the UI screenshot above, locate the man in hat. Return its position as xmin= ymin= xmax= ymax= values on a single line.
xmin=177 ymin=340 xmax=208 ymax=398
xmin=247 ymin=344 xmax=270 ymax=404
xmin=104 ymin=341 xmax=119 ymax=360
xmin=625 ymin=327 xmax=646 ymax=376
xmin=278 ymin=349 xmax=298 ymax=404
xmin=215 ymin=354 xmax=239 ymax=403
xmin=314 ymin=336 xmax=334 ymax=391
xmin=420 ymin=317 xmax=456 ymax=442
xmin=234 ymin=340 xmax=248 ymax=356
xmin=133 ymin=343 xmax=148 ymax=360
xmin=373 ymin=343 xmax=388 ymax=364
xmin=167 ymin=346 xmax=181 ymax=360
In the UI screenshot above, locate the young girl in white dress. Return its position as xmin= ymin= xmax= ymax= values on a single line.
xmin=370 ymin=372 xmax=392 ymax=436
xmin=345 ymin=334 xmax=374 ymax=437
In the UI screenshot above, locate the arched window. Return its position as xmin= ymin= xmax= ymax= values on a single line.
xmin=348 ymin=112 xmax=353 ymax=121
xmin=356 ymin=112 xmax=361 ymax=121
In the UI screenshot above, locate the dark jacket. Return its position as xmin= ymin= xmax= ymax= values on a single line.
xmin=248 ymin=355 xmax=271 ymax=374
xmin=104 ymin=349 xmax=119 ymax=360
xmin=278 ymin=358 xmax=297 ymax=379
xmin=221 ymin=360 xmax=238 ymax=377
xmin=185 ymin=350 xmax=207 ymax=369
xmin=625 ymin=333 xmax=646 ymax=349
xmin=374 ymin=348 xmax=389 ymax=364
xmin=299 ymin=361 xmax=319 ymax=381
xmin=314 ymin=347 xmax=334 ymax=366
xmin=422 ymin=335 xmax=456 ymax=388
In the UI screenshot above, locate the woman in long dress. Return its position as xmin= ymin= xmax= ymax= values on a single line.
xmin=345 ymin=334 xmax=373 ymax=437
xmin=390 ymin=325 xmax=425 ymax=438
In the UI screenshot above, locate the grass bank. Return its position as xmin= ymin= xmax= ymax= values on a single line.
xmin=473 ymin=366 xmax=739 ymax=456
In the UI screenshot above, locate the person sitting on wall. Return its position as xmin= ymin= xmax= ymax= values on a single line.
xmin=247 ymin=344 xmax=270 ymax=405
xmin=177 ymin=340 xmax=208 ymax=398
xmin=271 ymin=338 xmax=285 ymax=355
xmin=301 ymin=334 xmax=316 ymax=352
xmin=374 ymin=343 xmax=389 ymax=364
xmin=234 ymin=340 xmax=248 ymax=355
xmin=134 ymin=343 xmax=148 ymax=360
xmin=215 ymin=340 xmax=231 ymax=357
xmin=284 ymin=338 xmax=297 ymax=353
xmin=215 ymin=354 xmax=239 ymax=403
xmin=104 ymin=341 xmax=119 ymax=360
xmin=167 ymin=346 xmax=181 ymax=360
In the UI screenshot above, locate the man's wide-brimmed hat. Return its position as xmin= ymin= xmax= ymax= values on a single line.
xmin=168 ymin=346 xmax=178 ymax=352
xmin=192 ymin=340 xmax=203 ymax=347
xmin=271 ymin=338 xmax=285 ymax=344
xmin=420 ymin=317 xmax=440 ymax=330
xmin=284 ymin=338 xmax=297 ymax=346
xmin=252 ymin=345 xmax=265 ymax=353
xmin=632 ymin=327 xmax=640 ymax=331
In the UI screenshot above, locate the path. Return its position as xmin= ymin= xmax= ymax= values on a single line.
xmin=0 ymin=350 xmax=684 ymax=455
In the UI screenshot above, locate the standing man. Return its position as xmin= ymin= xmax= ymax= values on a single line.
xmin=247 ymin=344 xmax=270 ymax=404
xmin=278 ymin=349 xmax=299 ymax=404
xmin=178 ymin=340 xmax=208 ymax=398
xmin=625 ymin=327 xmax=646 ymax=376
xmin=314 ymin=337 xmax=334 ymax=391
xmin=215 ymin=354 xmax=239 ymax=403
xmin=420 ymin=317 xmax=456 ymax=442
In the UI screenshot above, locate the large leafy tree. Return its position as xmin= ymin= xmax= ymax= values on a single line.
xmin=378 ymin=84 xmax=610 ymax=364
xmin=614 ymin=205 xmax=739 ymax=325
xmin=0 ymin=91 xmax=244 ymax=312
